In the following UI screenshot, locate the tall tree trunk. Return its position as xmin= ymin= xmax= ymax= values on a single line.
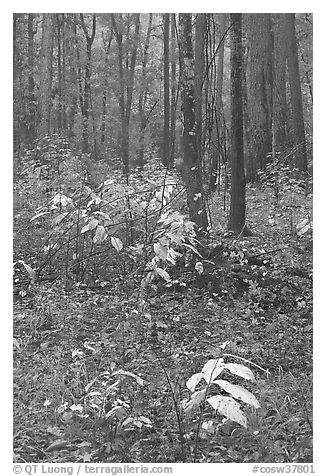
xmin=39 ymin=14 xmax=54 ymax=138
xmin=228 ymin=14 xmax=246 ymax=234
xmin=27 ymin=13 xmax=36 ymax=143
xmin=137 ymin=13 xmax=153 ymax=168
xmin=209 ymin=13 xmax=226 ymax=191
xmin=101 ymin=30 xmax=113 ymax=150
xmin=272 ymin=13 xmax=288 ymax=156
xmin=112 ymin=13 xmax=140 ymax=176
xmin=80 ymin=14 xmax=96 ymax=154
xmin=246 ymin=14 xmax=273 ymax=181
xmin=179 ymin=13 xmax=208 ymax=234
xmin=170 ymin=14 xmax=177 ymax=163
xmin=284 ymin=13 xmax=308 ymax=173
xmin=194 ymin=13 xmax=206 ymax=163
xmin=163 ymin=13 xmax=170 ymax=167
xmin=56 ymin=14 xmax=63 ymax=132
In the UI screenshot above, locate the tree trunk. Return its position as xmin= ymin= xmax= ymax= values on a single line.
xmin=179 ymin=13 xmax=208 ymax=234
xmin=209 ymin=13 xmax=226 ymax=191
xmin=137 ymin=14 xmax=153 ymax=168
xmin=170 ymin=14 xmax=177 ymax=163
xmin=246 ymin=14 xmax=273 ymax=181
xmin=228 ymin=14 xmax=246 ymax=235
xmin=272 ymin=13 xmax=288 ymax=156
xmin=38 ymin=14 xmax=54 ymax=138
xmin=284 ymin=13 xmax=308 ymax=173
xmin=163 ymin=13 xmax=170 ymax=167
xmin=101 ymin=30 xmax=113 ymax=150
xmin=194 ymin=14 xmax=206 ymax=163
xmin=80 ymin=14 xmax=96 ymax=154
xmin=27 ymin=14 xmax=37 ymax=143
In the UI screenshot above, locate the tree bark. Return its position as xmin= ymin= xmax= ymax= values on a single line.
xmin=38 ymin=14 xmax=54 ymax=138
xmin=194 ymin=13 xmax=206 ymax=163
xmin=80 ymin=14 xmax=96 ymax=154
xmin=170 ymin=14 xmax=177 ymax=163
xmin=137 ymin=13 xmax=153 ymax=168
xmin=246 ymin=14 xmax=273 ymax=181
xmin=272 ymin=13 xmax=288 ymax=156
xmin=179 ymin=13 xmax=208 ymax=234
xmin=228 ymin=14 xmax=246 ymax=234
xmin=284 ymin=13 xmax=308 ymax=173
xmin=163 ymin=13 xmax=170 ymax=167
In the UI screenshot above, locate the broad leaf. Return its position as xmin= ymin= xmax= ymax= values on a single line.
xmin=18 ymin=260 xmax=36 ymax=281
xmin=154 ymin=243 xmax=169 ymax=261
xmin=212 ymin=379 xmax=260 ymax=408
xmin=224 ymin=363 xmax=255 ymax=381
xmin=155 ymin=267 xmax=171 ymax=282
xmin=111 ymin=236 xmax=123 ymax=252
xmin=111 ymin=370 xmax=144 ymax=386
xmin=207 ymin=395 xmax=247 ymax=428
xmin=93 ymin=225 xmax=107 ymax=244
xmin=202 ymin=358 xmax=225 ymax=383
xmin=186 ymin=372 xmax=204 ymax=392
xmin=183 ymin=389 xmax=206 ymax=413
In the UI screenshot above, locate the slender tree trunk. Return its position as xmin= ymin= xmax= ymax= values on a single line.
xmin=56 ymin=14 xmax=63 ymax=132
xmin=137 ymin=13 xmax=153 ymax=168
xmin=39 ymin=14 xmax=54 ymax=138
xmin=272 ymin=13 xmax=288 ymax=156
xmin=228 ymin=14 xmax=246 ymax=234
xmin=194 ymin=13 xmax=206 ymax=163
xmin=112 ymin=13 xmax=140 ymax=175
xmin=246 ymin=14 xmax=273 ymax=181
xmin=209 ymin=13 xmax=226 ymax=191
xmin=80 ymin=14 xmax=96 ymax=154
xmin=27 ymin=14 xmax=36 ymax=143
xmin=101 ymin=30 xmax=113 ymax=149
xmin=284 ymin=13 xmax=308 ymax=172
xmin=170 ymin=14 xmax=177 ymax=163
xmin=163 ymin=13 xmax=170 ymax=167
xmin=179 ymin=13 xmax=208 ymax=234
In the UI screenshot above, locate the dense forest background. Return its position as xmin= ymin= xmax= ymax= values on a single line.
xmin=13 ymin=13 xmax=313 ymax=465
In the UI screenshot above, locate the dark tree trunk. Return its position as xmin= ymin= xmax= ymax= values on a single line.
xmin=194 ymin=13 xmax=206 ymax=163
xmin=163 ymin=13 xmax=170 ymax=167
xmin=101 ymin=30 xmax=113 ymax=150
xmin=246 ymin=14 xmax=273 ymax=181
xmin=284 ymin=13 xmax=308 ymax=173
xmin=170 ymin=14 xmax=177 ymax=163
xmin=39 ymin=14 xmax=54 ymax=138
xmin=137 ymin=14 xmax=153 ymax=168
xmin=80 ymin=14 xmax=96 ymax=154
xmin=228 ymin=13 xmax=246 ymax=234
xmin=272 ymin=13 xmax=288 ymax=156
xmin=27 ymin=14 xmax=37 ymax=143
xmin=209 ymin=13 xmax=226 ymax=192
xmin=179 ymin=13 xmax=208 ymax=234
xmin=112 ymin=13 xmax=140 ymax=176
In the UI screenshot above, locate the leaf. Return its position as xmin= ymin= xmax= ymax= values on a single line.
xmin=186 ymin=372 xmax=204 ymax=392
xmin=93 ymin=225 xmax=107 ymax=244
xmin=30 ymin=210 xmax=50 ymax=222
xmin=111 ymin=370 xmax=144 ymax=386
xmin=154 ymin=242 xmax=169 ymax=261
xmin=183 ymin=389 xmax=206 ymax=413
xmin=111 ymin=236 xmax=123 ymax=252
xmin=18 ymin=260 xmax=36 ymax=281
xmin=207 ymin=395 xmax=247 ymax=428
xmin=212 ymin=380 xmax=260 ymax=408
xmin=155 ymin=267 xmax=171 ymax=282
xmin=45 ymin=439 xmax=69 ymax=452
xmin=202 ymin=358 xmax=225 ymax=383
xmin=195 ymin=261 xmax=204 ymax=274
xmin=224 ymin=363 xmax=255 ymax=381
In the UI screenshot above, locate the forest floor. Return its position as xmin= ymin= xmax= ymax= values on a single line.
xmin=13 ymin=186 xmax=313 ymax=463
